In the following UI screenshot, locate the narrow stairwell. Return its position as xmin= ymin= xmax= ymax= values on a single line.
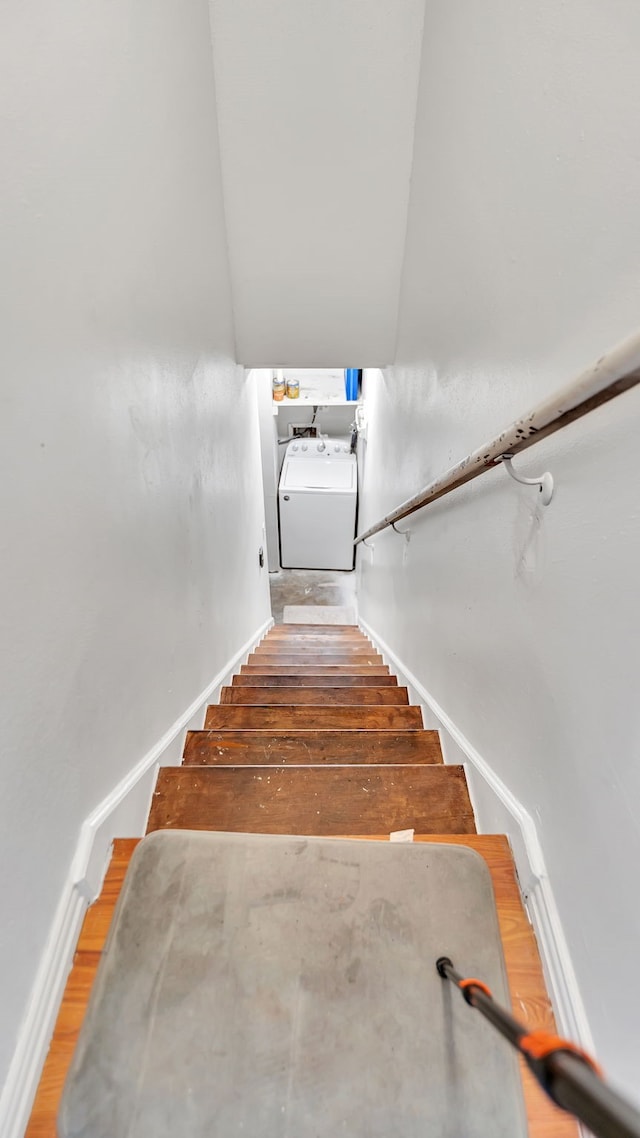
xmin=27 ymin=624 xmax=577 ymax=1136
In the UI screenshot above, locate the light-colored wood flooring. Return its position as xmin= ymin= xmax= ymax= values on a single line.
xmin=27 ymin=834 xmax=577 ymax=1137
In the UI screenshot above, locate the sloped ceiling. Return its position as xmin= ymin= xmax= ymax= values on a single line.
xmin=208 ymin=0 xmax=425 ymax=366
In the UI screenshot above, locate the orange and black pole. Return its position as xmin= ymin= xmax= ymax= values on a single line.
xmin=436 ymin=957 xmax=640 ymax=1138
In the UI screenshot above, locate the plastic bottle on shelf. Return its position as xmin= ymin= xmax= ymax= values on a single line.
xmin=344 ymin=368 xmax=359 ymax=400
xmin=272 ymin=369 xmax=285 ymax=402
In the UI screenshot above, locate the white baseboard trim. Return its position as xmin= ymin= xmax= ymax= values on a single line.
xmin=359 ymin=615 xmax=594 ymax=1055
xmin=0 ymin=615 xmax=273 ymax=1138
xmin=71 ymin=614 xmax=273 ymax=901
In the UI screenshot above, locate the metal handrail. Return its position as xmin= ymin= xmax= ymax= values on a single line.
xmin=354 ymin=331 xmax=640 ymax=545
xmin=437 ymin=957 xmax=640 ymax=1138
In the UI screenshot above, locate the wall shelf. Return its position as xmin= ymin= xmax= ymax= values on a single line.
xmin=272 ymin=397 xmax=359 ymax=414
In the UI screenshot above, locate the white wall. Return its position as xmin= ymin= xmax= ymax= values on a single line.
xmin=0 ymin=0 xmax=270 ymax=1106
xmin=254 ymin=369 xmax=281 ymax=570
xmin=357 ymin=0 xmax=640 ymax=1103
xmin=208 ymin=0 xmax=426 ymax=365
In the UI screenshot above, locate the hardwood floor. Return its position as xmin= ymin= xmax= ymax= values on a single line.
xmin=203 ymin=704 xmax=423 ymax=729
xmin=244 ymin=653 xmax=384 ymax=666
xmin=231 ymin=673 xmax=399 ymax=686
xmin=240 ymin=663 xmax=392 ymax=675
xmin=26 ymin=624 xmax=577 ymax=1136
xmin=146 ymin=765 xmax=476 ymax=835
xmin=182 ymin=728 xmax=444 ymax=765
xmin=220 ymin=684 xmax=409 ymax=704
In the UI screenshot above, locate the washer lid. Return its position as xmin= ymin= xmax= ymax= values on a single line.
xmin=281 ymin=455 xmax=356 ymax=491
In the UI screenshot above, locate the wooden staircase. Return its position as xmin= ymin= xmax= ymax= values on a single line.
xmin=148 ymin=625 xmax=474 ymax=837
xmin=26 ymin=623 xmax=577 ymax=1137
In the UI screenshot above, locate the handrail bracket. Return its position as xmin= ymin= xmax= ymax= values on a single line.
xmin=501 ymin=454 xmax=554 ymax=505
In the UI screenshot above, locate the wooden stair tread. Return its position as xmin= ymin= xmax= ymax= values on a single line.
xmin=232 ymin=674 xmax=398 ymax=687
xmin=147 ymin=765 xmax=475 ymax=835
xmin=265 ymin=629 xmax=361 ymax=637
xmin=263 ymin=632 xmax=368 ymax=642
xmin=252 ymin=650 xmax=373 ymax=660
xmin=204 ymin=705 xmax=423 ymax=730
xmin=183 ymin=729 xmax=443 ymax=765
xmin=241 ymin=664 xmax=391 ymax=676
xmin=266 ymin=623 xmax=359 ymax=633
xmin=220 ymin=686 xmax=409 ymax=705
xmin=261 ymin=640 xmax=370 ymax=649
xmin=258 ymin=635 xmax=370 ymax=643
xmin=246 ymin=654 xmax=383 ymax=666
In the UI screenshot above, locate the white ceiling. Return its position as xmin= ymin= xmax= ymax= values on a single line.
xmin=208 ymin=0 xmax=426 ymax=366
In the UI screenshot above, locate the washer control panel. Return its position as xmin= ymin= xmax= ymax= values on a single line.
xmin=288 ymin=438 xmax=352 ymax=457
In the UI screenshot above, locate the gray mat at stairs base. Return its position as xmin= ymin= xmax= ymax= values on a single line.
xmin=59 ymin=832 xmax=527 ymax=1138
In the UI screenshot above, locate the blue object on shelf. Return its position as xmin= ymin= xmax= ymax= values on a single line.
xmin=344 ymin=368 xmax=359 ymax=400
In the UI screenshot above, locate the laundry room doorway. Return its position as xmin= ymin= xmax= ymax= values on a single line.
xmin=252 ymin=368 xmax=361 ymax=624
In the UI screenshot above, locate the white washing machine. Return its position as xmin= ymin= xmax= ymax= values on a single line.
xmin=279 ymin=438 xmax=357 ymax=570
